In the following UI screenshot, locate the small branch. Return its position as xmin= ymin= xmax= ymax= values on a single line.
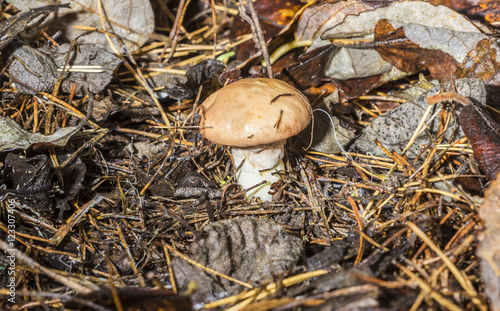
xmin=238 ymin=0 xmax=273 ymax=78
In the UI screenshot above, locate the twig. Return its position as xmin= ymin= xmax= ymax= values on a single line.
xmin=238 ymin=0 xmax=273 ymax=78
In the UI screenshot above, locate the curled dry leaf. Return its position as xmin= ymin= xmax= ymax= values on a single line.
xmin=460 ymin=104 xmax=500 ymax=180
xmin=278 ymin=44 xmax=337 ymax=89
xmin=2 ymin=154 xmax=52 ymax=211
xmin=8 ymin=0 xmax=154 ymax=52
xmin=2 ymin=153 xmax=86 ymax=214
xmin=0 ymin=115 xmax=81 ymax=152
xmin=478 ymin=173 xmax=500 ymax=311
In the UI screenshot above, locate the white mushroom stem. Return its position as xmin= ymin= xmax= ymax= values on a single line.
xmin=231 ymin=140 xmax=285 ymax=201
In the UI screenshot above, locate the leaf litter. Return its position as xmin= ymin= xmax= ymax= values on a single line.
xmin=1 ymin=1 xmax=500 ymax=310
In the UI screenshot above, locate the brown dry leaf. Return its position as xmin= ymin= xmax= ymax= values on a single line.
xmin=318 ymin=1 xmax=482 ymax=80
xmin=478 ymin=173 xmax=500 ymax=311
xmin=230 ymin=0 xmax=302 ymax=61
xmin=464 ymin=2 xmax=500 ymax=25
xmin=455 ymin=38 xmax=500 ymax=84
xmin=460 ymin=103 xmax=500 ymax=180
xmin=278 ymin=44 xmax=337 ymax=89
xmin=374 ymin=19 xmax=460 ymax=80
xmin=7 ymin=0 xmax=154 ymax=52
xmin=427 ymin=0 xmax=496 ymax=11
xmin=0 ymin=115 xmax=80 ymax=151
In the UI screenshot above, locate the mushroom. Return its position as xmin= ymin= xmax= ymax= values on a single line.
xmin=200 ymin=78 xmax=312 ymax=201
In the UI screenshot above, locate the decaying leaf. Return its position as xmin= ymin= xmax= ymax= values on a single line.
xmin=230 ymin=0 xmax=302 ymax=61
xmin=374 ymin=19 xmax=466 ymax=80
xmin=2 ymin=153 xmax=52 ymax=211
xmin=172 ymin=217 xmax=302 ymax=304
xmin=455 ymin=38 xmax=500 ymax=85
xmin=8 ymin=0 xmax=155 ymax=51
xmin=349 ymin=79 xmax=486 ymax=158
xmin=478 ymin=173 xmax=500 ymax=311
xmin=0 ymin=114 xmax=81 ymax=151
xmin=318 ymin=1 xmax=482 ymax=80
xmin=295 ymin=0 xmax=376 ymax=42
xmin=0 ymin=3 xmax=69 ymax=52
xmin=8 ymin=45 xmax=58 ymax=94
xmin=163 ymin=59 xmax=225 ymax=100
xmin=460 ymin=103 xmax=500 ymax=180
xmin=463 ymin=2 xmax=500 ymax=25
xmin=1 ymin=153 xmax=86 ymax=215
xmin=278 ymin=44 xmax=336 ymax=89
xmin=52 ymin=43 xmax=122 ymax=95
xmin=8 ymin=43 xmax=121 ymax=95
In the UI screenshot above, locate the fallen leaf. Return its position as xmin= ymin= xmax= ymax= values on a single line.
xmin=319 ymin=1 xmax=482 ymax=80
xmin=455 ymin=38 xmax=500 ymax=85
xmin=0 ymin=114 xmax=81 ymax=152
xmin=296 ymin=100 xmax=357 ymax=155
xmin=8 ymin=43 xmax=122 ymax=95
xmin=164 ymin=59 xmax=225 ymax=100
xmin=8 ymin=45 xmax=58 ymax=94
xmin=460 ymin=103 xmax=500 ymax=180
xmin=478 ymin=173 xmax=500 ymax=311
xmin=173 ymin=217 xmax=302 ymax=304
xmin=51 ymin=43 xmax=122 ymax=95
xmin=460 ymin=2 xmax=500 ymax=25
xmin=230 ymin=0 xmax=302 ymax=61
xmin=0 ymin=3 xmax=69 ymax=52
xmin=374 ymin=19 xmax=461 ymax=80
xmin=2 ymin=153 xmax=52 ymax=211
xmin=295 ymin=0 xmax=376 ymax=42
xmin=277 ymin=44 xmax=336 ymax=89
xmin=349 ymin=79 xmax=486 ymax=158
xmin=1 ymin=153 xmax=86 ymax=214
xmin=334 ymin=74 xmax=383 ymax=99
xmin=8 ymin=0 xmax=155 ymax=52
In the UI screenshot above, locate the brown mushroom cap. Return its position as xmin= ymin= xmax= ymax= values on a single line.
xmin=200 ymin=78 xmax=312 ymax=147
